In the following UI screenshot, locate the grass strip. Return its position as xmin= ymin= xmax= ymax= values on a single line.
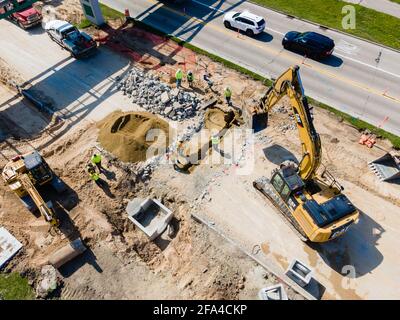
xmin=249 ymin=0 xmax=400 ymax=50
xmin=77 ymin=3 xmax=125 ymax=29
xmin=0 ymin=273 xmax=34 ymax=300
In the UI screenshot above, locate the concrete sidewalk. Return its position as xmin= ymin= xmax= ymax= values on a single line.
xmin=344 ymin=0 xmax=400 ymax=19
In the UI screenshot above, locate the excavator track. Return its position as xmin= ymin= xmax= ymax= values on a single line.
xmin=253 ymin=177 xmax=308 ymax=242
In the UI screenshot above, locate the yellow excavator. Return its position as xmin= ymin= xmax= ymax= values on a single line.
xmin=1 ymin=151 xmax=66 ymax=226
xmin=252 ymin=65 xmax=359 ymax=242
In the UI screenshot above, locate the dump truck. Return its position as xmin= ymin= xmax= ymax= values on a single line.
xmin=1 ymin=151 xmax=66 ymax=226
xmin=44 ymin=20 xmax=97 ymax=58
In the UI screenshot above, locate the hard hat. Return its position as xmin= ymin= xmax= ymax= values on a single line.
xmin=188 ymin=70 xmax=193 ymax=74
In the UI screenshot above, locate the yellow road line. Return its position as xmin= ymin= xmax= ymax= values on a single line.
xmin=143 ymin=0 xmax=400 ymax=104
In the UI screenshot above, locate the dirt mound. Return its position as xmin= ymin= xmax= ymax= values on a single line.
xmin=98 ymin=111 xmax=170 ymax=163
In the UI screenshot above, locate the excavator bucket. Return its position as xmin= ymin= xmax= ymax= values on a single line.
xmin=242 ymin=106 xmax=268 ymax=133
xmin=368 ymin=153 xmax=400 ymax=182
xmin=251 ymin=112 xmax=268 ymax=133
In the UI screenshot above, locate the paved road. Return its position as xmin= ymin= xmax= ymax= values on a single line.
xmin=102 ymin=0 xmax=400 ymax=136
xmin=345 ymin=0 xmax=400 ymax=19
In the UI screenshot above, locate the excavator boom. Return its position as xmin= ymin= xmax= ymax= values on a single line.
xmin=255 ymin=65 xmax=321 ymax=180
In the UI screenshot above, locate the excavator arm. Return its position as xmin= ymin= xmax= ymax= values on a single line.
xmin=19 ymin=173 xmax=58 ymax=226
xmin=255 ymin=65 xmax=321 ymax=181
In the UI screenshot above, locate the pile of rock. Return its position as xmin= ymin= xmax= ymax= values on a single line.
xmin=117 ymin=68 xmax=202 ymax=121
xmin=35 ymin=265 xmax=60 ymax=299
xmin=279 ymin=123 xmax=297 ymax=132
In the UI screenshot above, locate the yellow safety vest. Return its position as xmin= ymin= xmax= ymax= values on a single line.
xmin=175 ymin=70 xmax=183 ymax=80
xmin=224 ymin=88 xmax=232 ymax=98
xmin=187 ymin=73 xmax=194 ymax=81
xmin=211 ymin=136 xmax=220 ymax=145
xmin=90 ymin=172 xmax=100 ymax=181
xmin=91 ymin=154 xmax=101 ymax=164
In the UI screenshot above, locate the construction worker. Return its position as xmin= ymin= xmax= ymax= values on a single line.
xmin=186 ymin=70 xmax=194 ymax=88
xmin=203 ymin=72 xmax=213 ymax=90
xmin=224 ymin=86 xmax=232 ymax=105
xmin=91 ymin=153 xmax=102 ymax=171
xmin=87 ymin=163 xmax=102 ymax=186
xmin=211 ymin=134 xmax=220 ymax=147
xmin=175 ymin=68 xmax=183 ymax=88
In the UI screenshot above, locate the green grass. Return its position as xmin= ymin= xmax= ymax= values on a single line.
xmin=390 ymin=0 xmax=400 ymax=4
xmin=77 ymin=3 xmax=124 ymax=29
xmin=249 ymin=0 xmax=400 ymax=50
xmin=0 ymin=273 xmax=34 ymax=300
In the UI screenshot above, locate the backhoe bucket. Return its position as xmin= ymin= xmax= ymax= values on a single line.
xmin=368 ymin=153 xmax=400 ymax=182
xmin=251 ymin=112 xmax=268 ymax=133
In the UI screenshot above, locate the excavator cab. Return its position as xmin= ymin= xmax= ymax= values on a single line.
xmin=270 ymin=165 xmax=304 ymax=203
xmin=23 ymin=151 xmax=52 ymax=185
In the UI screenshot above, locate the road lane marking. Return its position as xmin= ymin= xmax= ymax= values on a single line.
xmin=191 ymin=0 xmax=224 ymax=13
xmin=190 ymin=0 xmax=400 ymax=79
xmin=141 ymin=0 xmax=400 ymax=103
xmin=334 ymin=52 xmax=400 ymax=80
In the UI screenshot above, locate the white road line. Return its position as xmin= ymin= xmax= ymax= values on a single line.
xmin=190 ymin=0 xmax=400 ymax=79
xmin=266 ymin=27 xmax=285 ymax=36
xmin=334 ymin=52 xmax=400 ymax=79
xmin=191 ymin=0 xmax=224 ymax=13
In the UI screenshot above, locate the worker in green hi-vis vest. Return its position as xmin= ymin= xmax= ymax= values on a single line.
xmin=175 ymin=69 xmax=183 ymax=88
xmin=224 ymin=86 xmax=232 ymax=106
xmin=91 ymin=153 xmax=103 ymax=172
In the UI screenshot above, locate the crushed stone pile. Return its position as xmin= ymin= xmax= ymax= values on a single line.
xmin=98 ymin=111 xmax=170 ymax=163
xmin=116 ymin=68 xmax=202 ymax=121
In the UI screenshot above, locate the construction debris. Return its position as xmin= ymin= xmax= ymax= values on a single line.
xmin=0 ymin=227 xmax=23 ymax=269
xmin=116 ymin=68 xmax=202 ymax=121
xmin=97 ymin=111 xmax=170 ymax=163
xmin=35 ymin=265 xmax=60 ymax=298
xmin=126 ymin=198 xmax=174 ymax=240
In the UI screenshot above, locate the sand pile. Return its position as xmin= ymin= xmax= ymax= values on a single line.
xmin=98 ymin=112 xmax=170 ymax=163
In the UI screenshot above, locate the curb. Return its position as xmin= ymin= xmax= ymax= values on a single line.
xmin=246 ymin=0 xmax=400 ymax=54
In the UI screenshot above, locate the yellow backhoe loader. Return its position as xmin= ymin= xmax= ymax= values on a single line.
xmin=1 ymin=151 xmax=66 ymax=226
xmin=251 ymin=65 xmax=359 ymax=242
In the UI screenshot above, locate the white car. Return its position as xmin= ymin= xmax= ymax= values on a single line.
xmin=223 ymin=11 xmax=266 ymax=36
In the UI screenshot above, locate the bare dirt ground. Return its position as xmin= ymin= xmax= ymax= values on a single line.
xmin=1 ymin=10 xmax=399 ymax=300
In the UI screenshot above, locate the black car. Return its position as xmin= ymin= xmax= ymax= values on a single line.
xmin=282 ymin=31 xmax=335 ymax=59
